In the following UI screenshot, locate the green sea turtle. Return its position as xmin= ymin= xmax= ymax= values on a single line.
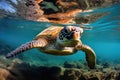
xmin=6 ymin=26 xmax=96 ymax=69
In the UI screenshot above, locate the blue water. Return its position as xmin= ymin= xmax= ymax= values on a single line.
xmin=0 ymin=4 xmax=120 ymax=65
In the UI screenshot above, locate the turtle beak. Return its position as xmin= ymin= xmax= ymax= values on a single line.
xmin=71 ymin=27 xmax=81 ymax=40
xmin=73 ymin=31 xmax=80 ymax=40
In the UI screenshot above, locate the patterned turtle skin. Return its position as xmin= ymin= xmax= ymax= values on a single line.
xmin=6 ymin=26 xmax=96 ymax=69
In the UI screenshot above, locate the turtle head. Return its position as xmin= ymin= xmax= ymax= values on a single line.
xmin=57 ymin=26 xmax=83 ymax=46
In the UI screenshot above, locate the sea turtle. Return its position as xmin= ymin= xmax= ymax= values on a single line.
xmin=6 ymin=26 xmax=96 ymax=69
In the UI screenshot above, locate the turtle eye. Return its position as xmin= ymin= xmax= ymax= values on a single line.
xmin=64 ymin=29 xmax=68 ymax=33
xmin=64 ymin=26 xmax=71 ymax=33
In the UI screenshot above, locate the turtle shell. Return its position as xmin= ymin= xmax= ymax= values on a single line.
xmin=35 ymin=26 xmax=63 ymax=42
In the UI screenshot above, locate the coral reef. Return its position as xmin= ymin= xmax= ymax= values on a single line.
xmin=1 ymin=0 xmax=120 ymax=24
xmin=24 ymin=0 xmax=87 ymax=24
xmin=23 ymin=0 xmax=120 ymax=24
xmin=22 ymin=0 xmax=95 ymax=24
xmin=0 ymin=57 xmax=120 ymax=80
xmin=25 ymin=0 xmax=48 ymax=22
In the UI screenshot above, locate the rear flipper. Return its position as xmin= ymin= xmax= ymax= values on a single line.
xmin=76 ymin=44 xmax=96 ymax=69
xmin=6 ymin=39 xmax=47 ymax=58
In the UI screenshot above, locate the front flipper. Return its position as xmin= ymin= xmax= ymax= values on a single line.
xmin=6 ymin=38 xmax=47 ymax=58
xmin=76 ymin=44 xmax=96 ymax=69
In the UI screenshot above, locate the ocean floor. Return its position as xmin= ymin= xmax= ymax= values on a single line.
xmin=0 ymin=55 xmax=120 ymax=80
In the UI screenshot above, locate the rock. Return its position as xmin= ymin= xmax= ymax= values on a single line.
xmin=103 ymin=62 xmax=110 ymax=68
xmin=76 ymin=62 xmax=85 ymax=69
xmin=64 ymin=61 xmax=77 ymax=68
xmin=0 ymin=64 xmax=24 ymax=80
xmin=0 ymin=68 xmax=16 ymax=80
xmin=114 ymin=64 xmax=120 ymax=70
xmin=7 ymin=62 xmax=63 ymax=80
xmin=64 ymin=61 xmax=85 ymax=69
xmin=102 ymin=68 xmax=114 ymax=73
xmin=96 ymin=64 xmax=103 ymax=70
xmin=61 ymin=68 xmax=82 ymax=80
xmin=103 ymin=70 xmax=118 ymax=80
xmin=47 ymin=66 xmax=63 ymax=80
xmin=0 ymin=55 xmax=22 ymax=69
xmin=116 ymin=72 xmax=120 ymax=80
xmin=80 ymin=71 xmax=103 ymax=80
xmin=24 ymin=0 xmax=47 ymax=21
